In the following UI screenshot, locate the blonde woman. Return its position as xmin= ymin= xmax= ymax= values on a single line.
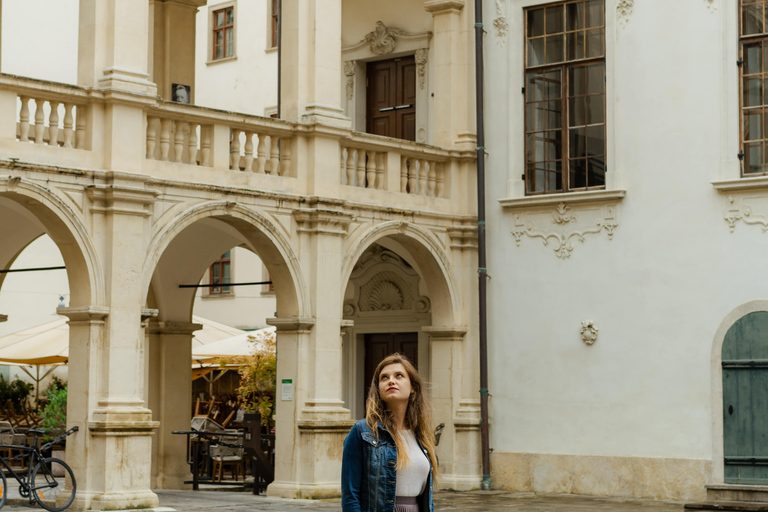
xmin=341 ymin=353 xmax=439 ymax=512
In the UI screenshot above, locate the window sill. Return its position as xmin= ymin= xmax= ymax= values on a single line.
xmin=712 ymin=176 xmax=768 ymax=192
xmin=499 ymin=189 xmax=626 ymax=209
xmin=201 ymin=293 xmax=235 ymax=300
xmin=206 ymin=55 xmax=237 ymax=66
xmin=265 ymin=46 xmax=278 ymax=54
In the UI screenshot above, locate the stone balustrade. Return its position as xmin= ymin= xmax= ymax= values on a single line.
xmin=340 ymin=134 xmax=450 ymax=198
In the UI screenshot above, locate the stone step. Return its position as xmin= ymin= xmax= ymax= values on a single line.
xmin=686 ymin=502 xmax=768 ymax=511
xmin=707 ymin=485 xmax=768 ymax=503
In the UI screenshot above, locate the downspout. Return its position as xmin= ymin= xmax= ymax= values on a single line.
xmin=474 ymin=0 xmax=491 ymax=492
xmin=277 ymin=0 xmax=282 ymax=118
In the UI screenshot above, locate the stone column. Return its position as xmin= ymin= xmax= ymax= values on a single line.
xmin=146 ymin=320 xmax=200 ymax=489
xmin=65 ymin=177 xmax=160 ymax=511
xmin=424 ymin=0 xmax=475 ymax=150
xmin=266 ymin=206 xmax=355 ymax=499
xmin=280 ymin=0 xmax=348 ymax=126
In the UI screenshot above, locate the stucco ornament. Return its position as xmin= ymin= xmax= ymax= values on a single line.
xmin=344 ymin=61 xmax=356 ymax=100
xmin=364 ymin=21 xmax=406 ymax=55
xmin=493 ymin=0 xmax=509 ymax=45
xmin=415 ymin=49 xmax=428 ymax=90
xmin=705 ymin=0 xmax=716 ymax=11
xmin=580 ymin=320 xmax=599 ymax=345
xmin=511 ymin=201 xmax=619 ymax=259
xmin=616 ymin=0 xmax=634 ymax=27
xmin=724 ymin=195 xmax=768 ymax=233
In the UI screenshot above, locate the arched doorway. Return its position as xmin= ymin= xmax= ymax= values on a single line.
xmin=722 ymin=311 xmax=768 ymax=484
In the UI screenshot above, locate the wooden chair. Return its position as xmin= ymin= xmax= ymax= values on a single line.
xmin=210 ymin=430 xmax=245 ymax=482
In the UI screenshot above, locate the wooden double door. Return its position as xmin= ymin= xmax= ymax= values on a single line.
xmin=723 ymin=311 xmax=768 ymax=484
xmin=366 ymin=57 xmax=416 ymax=141
xmin=363 ymin=332 xmax=418 ymax=409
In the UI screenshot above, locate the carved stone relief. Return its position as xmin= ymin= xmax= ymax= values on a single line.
xmin=344 ymin=244 xmax=430 ymax=318
xmin=493 ymin=0 xmax=509 ymax=45
xmin=415 ymin=49 xmax=428 ymax=90
xmin=344 ymin=61 xmax=356 ymax=100
xmin=616 ymin=0 xmax=634 ymax=27
xmin=723 ymin=193 xmax=768 ymax=233
xmin=363 ymin=21 xmax=407 ymax=55
xmin=580 ymin=320 xmax=598 ymax=346
xmin=510 ymin=201 xmax=620 ymax=259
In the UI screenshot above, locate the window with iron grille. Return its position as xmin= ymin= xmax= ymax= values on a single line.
xmin=741 ymin=1 xmax=768 ymax=175
xmin=213 ymin=6 xmax=234 ymax=60
xmin=209 ymin=251 xmax=231 ymax=295
xmin=524 ymin=0 xmax=606 ymax=194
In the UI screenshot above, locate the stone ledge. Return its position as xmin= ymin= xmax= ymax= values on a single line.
xmin=499 ymin=189 xmax=626 ymax=209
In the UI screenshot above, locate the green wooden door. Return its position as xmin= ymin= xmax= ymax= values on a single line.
xmin=723 ymin=311 xmax=768 ymax=484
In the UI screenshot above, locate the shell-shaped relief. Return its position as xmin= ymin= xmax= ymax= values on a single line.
xmin=368 ymin=281 xmax=404 ymax=311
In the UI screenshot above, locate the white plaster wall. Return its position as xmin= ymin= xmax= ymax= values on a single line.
xmin=0 ymin=0 xmax=78 ymax=84
xmin=194 ymin=1 xmax=278 ymax=115
xmin=485 ymin=0 xmax=735 ymax=462
xmin=193 ymin=246 xmax=276 ymax=330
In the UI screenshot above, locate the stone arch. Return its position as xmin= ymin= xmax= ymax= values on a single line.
xmin=710 ymin=300 xmax=768 ymax=486
xmin=142 ymin=200 xmax=307 ymax=320
xmin=0 ymin=176 xmax=103 ymax=308
xmin=342 ymin=221 xmax=460 ymax=327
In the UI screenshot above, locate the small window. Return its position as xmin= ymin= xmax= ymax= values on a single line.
xmin=271 ymin=0 xmax=279 ymax=49
xmin=524 ymin=0 xmax=606 ymax=194
xmin=209 ymin=251 xmax=231 ymax=295
xmin=213 ymin=7 xmax=235 ymax=60
xmin=741 ymin=0 xmax=768 ymax=175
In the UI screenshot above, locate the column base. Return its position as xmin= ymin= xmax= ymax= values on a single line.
xmin=266 ymin=480 xmax=342 ymax=500
xmin=439 ymin=473 xmax=483 ymax=491
xmin=69 ymin=490 xmax=159 ymax=511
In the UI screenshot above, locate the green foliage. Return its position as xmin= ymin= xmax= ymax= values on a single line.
xmin=233 ymin=331 xmax=276 ymax=428
xmin=0 ymin=374 xmax=33 ymax=412
xmin=40 ymin=387 xmax=67 ymax=440
xmin=44 ymin=376 xmax=66 ymax=396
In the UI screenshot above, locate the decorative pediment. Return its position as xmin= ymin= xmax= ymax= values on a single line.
xmin=343 ymin=22 xmax=431 ymax=61
xmin=344 ymin=245 xmax=430 ymax=318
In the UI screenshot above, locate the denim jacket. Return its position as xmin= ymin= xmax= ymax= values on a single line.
xmin=341 ymin=419 xmax=433 ymax=512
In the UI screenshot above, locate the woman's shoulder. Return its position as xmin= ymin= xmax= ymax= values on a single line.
xmin=351 ymin=419 xmax=370 ymax=434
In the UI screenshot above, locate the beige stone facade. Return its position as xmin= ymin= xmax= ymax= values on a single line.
xmin=0 ymin=0 xmax=480 ymax=508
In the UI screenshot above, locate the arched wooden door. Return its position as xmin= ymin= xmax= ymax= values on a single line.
xmin=723 ymin=311 xmax=768 ymax=484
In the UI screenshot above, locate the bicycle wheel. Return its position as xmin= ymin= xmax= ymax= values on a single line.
xmin=30 ymin=457 xmax=75 ymax=512
xmin=0 ymin=463 xmax=6 ymax=509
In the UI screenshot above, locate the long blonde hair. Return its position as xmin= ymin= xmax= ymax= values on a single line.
xmin=365 ymin=353 xmax=440 ymax=477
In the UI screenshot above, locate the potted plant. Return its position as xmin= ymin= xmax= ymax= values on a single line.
xmin=233 ymin=330 xmax=276 ymax=430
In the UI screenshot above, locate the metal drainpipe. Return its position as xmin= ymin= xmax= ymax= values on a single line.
xmin=474 ymin=0 xmax=492 ymax=492
xmin=277 ymin=0 xmax=282 ymax=118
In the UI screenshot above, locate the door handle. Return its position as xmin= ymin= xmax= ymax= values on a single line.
xmin=379 ymin=107 xmax=395 ymax=112
xmin=394 ymin=104 xmax=413 ymax=110
xmin=729 ymin=405 xmax=734 ymax=415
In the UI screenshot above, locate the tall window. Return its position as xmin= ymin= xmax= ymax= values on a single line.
xmin=741 ymin=1 xmax=768 ymax=175
xmin=271 ymin=0 xmax=279 ymax=48
xmin=209 ymin=251 xmax=231 ymax=295
xmin=213 ymin=7 xmax=234 ymax=60
xmin=524 ymin=0 xmax=606 ymax=194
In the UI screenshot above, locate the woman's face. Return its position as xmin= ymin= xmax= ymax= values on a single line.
xmin=378 ymin=362 xmax=413 ymax=408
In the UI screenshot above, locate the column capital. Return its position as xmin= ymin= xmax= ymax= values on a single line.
xmin=293 ymin=208 xmax=354 ymax=236
xmin=57 ymin=306 xmax=109 ymax=323
xmin=446 ymin=226 xmax=478 ymax=251
xmin=424 ymin=0 xmax=465 ymax=14
xmin=146 ymin=320 xmax=201 ymax=336
xmin=423 ymin=325 xmax=467 ymax=341
xmin=267 ymin=317 xmax=316 ymax=333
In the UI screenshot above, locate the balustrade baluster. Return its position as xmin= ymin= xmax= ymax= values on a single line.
xmin=256 ymin=134 xmax=267 ymax=173
xmin=146 ymin=116 xmax=157 ymax=159
xmin=269 ymin=137 xmax=280 ymax=175
xmin=400 ymin=157 xmax=408 ymax=193
xmin=174 ymin=121 xmax=185 ymax=163
xmin=201 ymin=126 xmax=212 ymax=166
xmin=340 ymin=147 xmax=346 ymax=184
xmin=346 ymin=147 xmax=356 ymax=186
xmin=435 ymin=163 xmax=445 ymax=198
xmin=280 ymin=138 xmax=291 ymax=176
xmin=75 ymin=106 xmax=86 ymax=149
xmin=375 ymin=153 xmax=385 ymax=190
xmin=48 ymin=102 xmax=59 ymax=147
xmin=159 ymin=119 xmax=171 ymax=161
xmin=63 ymin=104 xmax=74 ymax=148
xmin=34 ymin=99 xmax=45 ymax=144
xmin=188 ymin=123 xmax=198 ymax=165
xmin=418 ymin=160 xmax=428 ymax=195
xmin=230 ymin=129 xmax=241 ymax=170
xmin=407 ymin=158 xmax=417 ymax=194
xmin=356 ymin=150 xmax=366 ymax=187
xmin=19 ymin=97 xmax=30 ymax=142
xmin=427 ymin=162 xmax=437 ymax=197
xmin=366 ymin=151 xmax=376 ymax=188
xmin=243 ymin=132 xmax=254 ymax=171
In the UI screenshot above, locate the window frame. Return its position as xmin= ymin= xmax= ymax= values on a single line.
xmin=208 ymin=2 xmax=237 ymax=63
xmin=739 ymin=0 xmax=768 ymax=177
xmin=270 ymin=0 xmax=279 ymax=49
xmin=523 ymin=0 xmax=607 ymax=195
xmin=208 ymin=251 xmax=232 ymax=296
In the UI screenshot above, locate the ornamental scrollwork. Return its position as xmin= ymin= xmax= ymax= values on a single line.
xmin=493 ymin=0 xmax=509 ymax=45
xmin=580 ymin=320 xmax=599 ymax=346
xmin=363 ymin=22 xmax=406 ymax=55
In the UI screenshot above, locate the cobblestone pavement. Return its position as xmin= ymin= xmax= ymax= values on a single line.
xmin=1 ymin=488 xmax=688 ymax=511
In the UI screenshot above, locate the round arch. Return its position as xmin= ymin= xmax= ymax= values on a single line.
xmin=0 ymin=177 xmax=103 ymax=308
xmin=142 ymin=200 xmax=308 ymax=321
xmin=341 ymin=221 xmax=461 ymax=327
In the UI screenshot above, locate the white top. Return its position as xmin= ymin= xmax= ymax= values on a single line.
xmin=395 ymin=429 xmax=430 ymax=497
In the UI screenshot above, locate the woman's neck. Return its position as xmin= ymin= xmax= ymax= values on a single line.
xmin=388 ymin=402 xmax=408 ymax=430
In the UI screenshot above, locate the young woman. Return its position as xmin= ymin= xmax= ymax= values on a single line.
xmin=341 ymin=353 xmax=439 ymax=512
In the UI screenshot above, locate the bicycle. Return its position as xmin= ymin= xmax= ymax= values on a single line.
xmin=0 ymin=426 xmax=78 ymax=511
